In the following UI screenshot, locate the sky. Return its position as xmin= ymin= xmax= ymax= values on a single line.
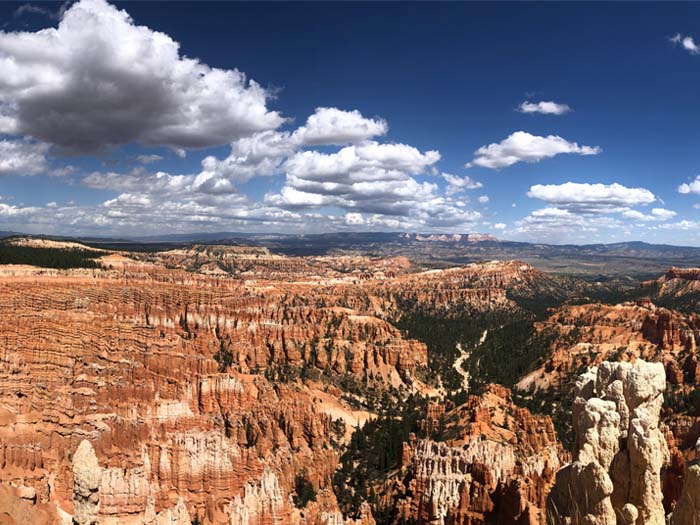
xmin=2 ymin=1 xmax=700 ymax=244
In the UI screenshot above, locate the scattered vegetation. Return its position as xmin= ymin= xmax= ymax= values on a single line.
xmin=465 ymin=320 xmax=555 ymax=392
xmin=396 ymin=307 xmax=555 ymax=397
xmin=513 ymin=388 xmax=576 ymax=451
xmin=292 ymin=470 xmax=317 ymax=508
xmin=664 ymin=385 xmax=700 ymax=416
xmin=332 ymin=394 xmax=431 ymax=522
xmin=213 ymin=338 xmax=234 ymax=372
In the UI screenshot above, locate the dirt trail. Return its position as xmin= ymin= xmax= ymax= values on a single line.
xmin=453 ymin=329 xmax=488 ymax=392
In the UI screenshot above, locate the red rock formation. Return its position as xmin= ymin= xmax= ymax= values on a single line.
xmin=0 ymin=253 xmax=554 ymax=524
xmin=385 ymin=385 xmax=568 ymax=525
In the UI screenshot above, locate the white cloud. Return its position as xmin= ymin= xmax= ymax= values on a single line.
xmin=478 ymin=195 xmax=489 ymax=203
xmin=527 ymin=182 xmax=656 ymax=213
xmin=622 ymin=208 xmax=676 ymax=222
xmin=671 ymin=33 xmax=700 ymax=55
xmin=442 ymin=173 xmax=482 ymax=195
xmin=292 ymin=107 xmax=387 ymax=146
xmin=658 ymin=219 xmax=700 ymax=231
xmin=263 ymin=138 xmax=483 ymax=230
xmin=136 ymin=154 xmax=163 ymax=165
xmin=679 ymin=176 xmax=700 ymax=195
xmin=0 ymin=139 xmax=48 ymax=176
xmin=494 ymin=222 xmax=506 ymax=230
xmin=651 ymin=207 xmax=677 ymax=220
xmin=517 ymin=101 xmax=571 ymax=115
xmin=0 ymin=0 xmax=283 ymax=152
xmin=694 ymin=203 xmax=700 ymax=210
xmin=266 ymin=142 xmax=441 ymax=214
xmin=466 ymin=131 xmax=601 ymax=169
xmin=199 ymin=107 xmax=397 ymax=185
xmin=513 ymin=207 xmax=622 ymax=240
xmin=513 ymin=183 xmax=677 ymax=242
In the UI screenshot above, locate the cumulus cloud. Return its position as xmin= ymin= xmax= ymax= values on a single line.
xmin=291 ymin=107 xmax=387 ymax=146
xmin=200 ymin=107 xmax=395 ymax=185
xmin=478 ymin=195 xmax=489 ymax=203
xmin=678 ymin=176 xmax=700 ymax=195
xmin=68 ymin=105 xmax=484 ymax=234
xmin=494 ymin=223 xmax=506 ymax=230
xmin=262 ymin=138 xmax=482 ymax=230
xmin=466 ymin=131 xmax=601 ymax=169
xmin=442 ymin=173 xmax=482 ymax=195
xmin=266 ymin=141 xmax=441 ymax=214
xmin=0 ymin=139 xmax=49 ymax=176
xmin=671 ymin=33 xmax=700 ymax=54
xmin=517 ymin=101 xmax=571 ymax=115
xmin=0 ymin=0 xmax=284 ymax=153
xmin=513 ymin=182 xmax=671 ymax=241
xmin=526 ymin=182 xmax=656 ymax=213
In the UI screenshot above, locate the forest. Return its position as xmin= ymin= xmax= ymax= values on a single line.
xmin=0 ymin=244 xmax=102 ymax=269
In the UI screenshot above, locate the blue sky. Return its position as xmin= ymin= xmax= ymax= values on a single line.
xmin=1 ymin=1 xmax=700 ymax=243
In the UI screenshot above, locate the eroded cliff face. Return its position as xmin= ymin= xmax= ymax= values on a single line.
xmin=383 ymin=385 xmax=568 ymax=525
xmin=0 ymin=266 xmax=413 ymax=523
xmin=0 ymin=254 xmax=548 ymax=524
xmin=517 ymin=300 xmax=700 ymax=396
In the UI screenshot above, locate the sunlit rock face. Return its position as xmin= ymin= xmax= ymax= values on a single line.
xmin=72 ymin=440 xmax=102 ymax=525
xmin=548 ymin=360 xmax=669 ymax=525
xmin=0 ymin=261 xmax=426 ymax=523
xmin=385 ymin=385 xmax=567 ymax=525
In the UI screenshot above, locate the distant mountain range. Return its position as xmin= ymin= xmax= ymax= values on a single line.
xmin=3 ymin=231 xmax=700 ymax=277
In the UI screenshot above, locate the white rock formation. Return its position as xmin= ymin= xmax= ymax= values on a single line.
xmin=72 ymin=440 xmax=102 ymax=525
xmin=227 ymin=468 xmax=284 ymax=525
xmin=548 ymin=360 xmax=669 ymax=525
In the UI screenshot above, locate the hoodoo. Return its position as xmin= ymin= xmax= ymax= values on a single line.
xmin=548 ymin=360 xmax=669 ymax=525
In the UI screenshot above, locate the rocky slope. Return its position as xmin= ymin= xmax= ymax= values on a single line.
xmin=513 ymin=293 xmax=700 ymax=519
xmin=517 ymin=300 xmax=700 ymax=394
xmin=642 ymin=267 xmax=700 ymax=312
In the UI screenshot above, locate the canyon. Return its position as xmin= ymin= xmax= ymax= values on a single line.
xmin=1 ymin=238 xmax=700 ymax=524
